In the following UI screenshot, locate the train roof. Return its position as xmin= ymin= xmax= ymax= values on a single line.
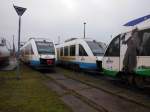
xmin=107 ymin=23 xmax=150 ymax=47
xmin=56 ymin=37 xmax=105 ymax=48
xmin=28 ymin=37 xmax=53 ymax=42
xmin=21 ymin=37 xmax=54 ymax=49
xmin=121 ymin=19 xmax=150 ymax=34
xmin=64 ymin=37 xmax=94 ymax=42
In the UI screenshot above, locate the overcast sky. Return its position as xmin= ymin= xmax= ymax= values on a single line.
xmin=0 ymin=0 xmax=150 ymax=48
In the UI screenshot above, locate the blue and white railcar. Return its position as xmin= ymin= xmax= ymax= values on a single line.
xmin=56 ymin=38 xmax=106 ymax=71
xmin=20 ymin=38 xmax=56 ymax=69
xmin=0 ymin=38 xmax=10 ymax=66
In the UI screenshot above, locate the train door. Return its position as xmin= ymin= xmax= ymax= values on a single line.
xmin=120 ymin=29 xmax=150 ymax=72
xmin=136 ymin=29 xmax=150 ymax=69
xmin=78 ymin=44 xmax=88 ymax=62
xmin=102 ymin=35 xmax=120 ymax=76
xmin=75 ymin=44 xmax=88 ymax=69
xmin=120 ymin=32 xmax=131 ymax=71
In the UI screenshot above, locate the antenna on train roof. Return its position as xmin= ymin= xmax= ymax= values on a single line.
xmin=58 ymin=36 xmax=60 ymax=44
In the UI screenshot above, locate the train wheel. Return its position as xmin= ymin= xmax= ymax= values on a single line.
xmin=74 ymin=64 xmax=80 ymax=72
xmin=127 ymin=74 xmax=135 ymax=85
xmin=120 ymin=72 xmax=129 ymax=84
xmin=134 ymin=76 xmax=145 ymax=88
xmin=120 ymin=72 xmax=135 ymax=85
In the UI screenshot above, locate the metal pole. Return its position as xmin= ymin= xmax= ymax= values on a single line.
xmin=17 ymin=16 xmax=21 ymax=79
xmin=84 ymin=22 xmax=86 ymax=39
xmin=13 ymin=35 xmax=15 ymax=56
xmin=13 ymin=5 xmax=26 ymax=80
xmin=58 ymin=36 xmax=60 ymax=44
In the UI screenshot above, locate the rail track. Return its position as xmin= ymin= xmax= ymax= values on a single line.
xmin=40 ymin=67 xmax=150 ymax=112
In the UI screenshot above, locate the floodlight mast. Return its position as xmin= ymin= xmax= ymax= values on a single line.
xmin=13 ymin=5 xmax=26 ymax=79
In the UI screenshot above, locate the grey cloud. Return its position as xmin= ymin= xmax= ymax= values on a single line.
xmin=0 ymin=0 xmax=150 ymax=48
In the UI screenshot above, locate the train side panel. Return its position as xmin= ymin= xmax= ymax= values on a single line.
xmin=102 ymin=26 xmax=150 ymax=87
xmin=56 ymin=38 xmax=105 ymax=71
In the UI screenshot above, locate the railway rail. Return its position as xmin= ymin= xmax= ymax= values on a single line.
xmin=58 ymin=68 xmax=150 ymax=107
xmin=40 ymin=67 xmax=150 ymax=112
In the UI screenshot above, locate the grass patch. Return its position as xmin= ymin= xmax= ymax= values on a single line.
xmin=0 ymin=65 xmax=72 ymax=112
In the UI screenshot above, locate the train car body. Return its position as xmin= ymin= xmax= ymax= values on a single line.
xmin=56 ymin=38 xmax=106 ymax=71
xmin=102 ymin=26 xmax=150 ymax=86
xmin=0 ymin=38 xmax=10 ymax=66
xmin=20 ymin=38 xmax=56 ymax=69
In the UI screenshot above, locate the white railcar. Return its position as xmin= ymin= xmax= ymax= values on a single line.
xmin=56 ymin=38 xmax=106 ymax=71
xmin=0 ymin=38 xmax=10 ymax=66
xmin=102 ymin=26 xmax=150 ymax=87
xmin=20 ymin=38 xmax=56 ymax=69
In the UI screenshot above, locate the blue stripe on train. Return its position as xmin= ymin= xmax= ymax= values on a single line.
xmin=75 ymin=62 xmax=97 ymax=70
xmin=58 ymin=60 xmax=98 ymax=70
xmin=30 ymin=60 xmax=40 ymax=66
xmin=32 ymin=59 xmax=97 ymax=70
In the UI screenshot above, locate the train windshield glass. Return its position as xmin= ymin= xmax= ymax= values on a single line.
xmin=86 ymin=41 xmax=106 ymax=56
xmin=36 ymin=41 xmax=55 ymax=54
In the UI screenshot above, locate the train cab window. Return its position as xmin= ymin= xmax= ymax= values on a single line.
xmin=70 ymin=45 xmax=75 ymax=56
xmin=79 ymin=44 xmax=88 ymax=56
xmin=105 ymin=35 xmax=120 ymax=56
xmin=86 ymin=41 xmax=106 ymax=56
xmin=36 ymin=41 xmax=55 ymax=54
xmin=60 ymin=47 xmax=63 ymax=56
xmin=64 ymin=46 xmax=69 ymax=56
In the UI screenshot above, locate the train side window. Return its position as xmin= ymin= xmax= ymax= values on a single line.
xmin=64 ymin=46 xmax=68 ymax=56
xmin=70 ymin=45 xmax=75 ymax=56
xmin=60 ymin=47 xmax=63 ymax=56
xmin=105 ymin=35 xmax=120 ymax=56
xmin=79 ymin=44 xmax=88 ymax=56
xmin=138 ymin=29 xmax=150 ymax=56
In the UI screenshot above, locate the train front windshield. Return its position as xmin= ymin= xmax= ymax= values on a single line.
xmin=86 ymin=41 xmax=106 ymax=56
xmin=36 ymin=41 xmax=55 ymax=54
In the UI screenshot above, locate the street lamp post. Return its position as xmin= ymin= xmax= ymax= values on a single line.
xmin=13 ymin=5 xmax=26 ymax=79
xmin=83 ymin=22 xmax=86 ymax=39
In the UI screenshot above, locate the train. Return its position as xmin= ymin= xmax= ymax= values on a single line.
xmin=0 ymin=38 xmax=10 ymax=67
xmin=101 ymin=26 xmax=150 ymax=87
xmin=20 ymin=38 xmax=56 ymax=69
xmin=56 ymin=27 xmax=150 ymax=87
xmin=56 ymin=38 xmax=106 ymax=71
